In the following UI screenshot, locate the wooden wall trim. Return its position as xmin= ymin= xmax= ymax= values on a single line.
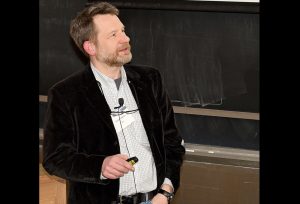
xmin=39 ymin=95 xmax=259 ymax=120
xmin=173 ymin=106 xmax=259 ymax=120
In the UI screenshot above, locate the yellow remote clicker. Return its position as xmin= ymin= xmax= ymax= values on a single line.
xmin=127 ymin=156 xmax=138 ymax=166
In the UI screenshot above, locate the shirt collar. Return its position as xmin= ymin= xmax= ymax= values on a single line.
xmin=90 ymin=62 xmax=127 ymax=87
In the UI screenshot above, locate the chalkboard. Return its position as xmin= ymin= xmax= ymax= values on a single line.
xmin=114 ymin=3 xmax=259 ymax=150
xmin=174 ymin=114 xmax=259 ymax=150
xmin=117 ymin=7 xmax=259 ymax=113
xmin=39 ymin=0 xmax=88 ymax=94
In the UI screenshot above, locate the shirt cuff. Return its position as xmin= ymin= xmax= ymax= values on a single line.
xmin=162 ymin=177 xmax=174 ymax=192
xmin=100 ymin=172 xmax=108 ymax=180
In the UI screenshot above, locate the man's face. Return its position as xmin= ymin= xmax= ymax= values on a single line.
xmin=92 ymin=14 xmax=132 ymax=67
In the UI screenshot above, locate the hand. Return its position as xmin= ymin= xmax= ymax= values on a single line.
xmin=151 ymin=193 xmax=168 ymax=204
xmin=101 ymin=154 xmax=134 ymax=179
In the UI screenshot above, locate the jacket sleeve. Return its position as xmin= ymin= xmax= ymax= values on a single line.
xmin=153 ymin=70 xmax=185 ymax=193
xmin=42 ymin=87 xmax=109 ymax=185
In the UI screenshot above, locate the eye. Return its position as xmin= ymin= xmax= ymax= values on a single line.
xmin=108 ymin=32 xmax=117 ymax=39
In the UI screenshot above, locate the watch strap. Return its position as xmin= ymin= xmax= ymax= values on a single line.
xmin=158 ymin=188 xmax=174 ymax=202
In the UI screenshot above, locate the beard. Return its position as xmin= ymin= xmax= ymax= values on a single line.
xmin=98 ymin=45 xmax=132 ymax=67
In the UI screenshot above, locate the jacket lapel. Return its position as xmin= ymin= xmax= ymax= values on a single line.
xmin=126 ymin=70 xmax=155 ymax=130
xmin=126 ymin=67 xmax=163 ymax=161
xmin=80 ymin=67 xmax=117 ymax=136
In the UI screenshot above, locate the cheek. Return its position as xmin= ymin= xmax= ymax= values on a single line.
xmin=96 ymin=39 xmax=119 ymax=55
xmin=102 ymin=43 xmax=117 ymax=53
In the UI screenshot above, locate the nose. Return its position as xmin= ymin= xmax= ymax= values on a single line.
xmin=120 ymin=32 xmax=130 ymax=43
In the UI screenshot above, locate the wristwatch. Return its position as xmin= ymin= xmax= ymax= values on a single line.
xmin=158 ymin=188 xmax=174 ymax=203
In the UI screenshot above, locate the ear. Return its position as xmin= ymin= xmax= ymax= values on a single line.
xmin=83 ymin=41 xmax=96 ymax=56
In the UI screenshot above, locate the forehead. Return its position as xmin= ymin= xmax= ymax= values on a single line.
xmin=93 ymin=14 xmax=124 ymax=34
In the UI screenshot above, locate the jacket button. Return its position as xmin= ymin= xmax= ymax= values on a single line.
xmin=113 ymin=141 xmax=118 ymax=146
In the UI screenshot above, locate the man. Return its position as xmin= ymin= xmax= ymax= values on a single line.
xmin=42 ymin=2 xmax=185 ymax=204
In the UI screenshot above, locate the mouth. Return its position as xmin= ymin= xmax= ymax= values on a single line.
xmin=119 ymin=48 xmax=128 ymax=52
xmin=118 ymin=46 xmax=131 ymax=54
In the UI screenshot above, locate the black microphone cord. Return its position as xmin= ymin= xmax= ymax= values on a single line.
xmin=116 ymin=102 xmax=138 ymax=194
xmin=97 ymin=79 xmax=139 ymax=194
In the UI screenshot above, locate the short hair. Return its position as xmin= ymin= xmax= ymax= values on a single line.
xmin=69 ymin=2 xmax=119 ymax=57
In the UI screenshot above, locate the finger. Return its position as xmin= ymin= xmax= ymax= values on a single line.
xmin=112 ymin=162 xmax=131 ymax=173
xmin=125 ymin=162 xmax=135 ymax=171
xmin=113 ymin=160 xmax=134 ymax=171
xmin=104 ymin=166 xmax=125 ymax=178
xmin=113 ymin=156 xmax=134 ymax=171
xmin=103 ymin=172 xmax=119 ymax=179
xmin=116 ymin=154 xmax=129 ymax=160
xmin=109 ymin=168 xmax=125 ymax=178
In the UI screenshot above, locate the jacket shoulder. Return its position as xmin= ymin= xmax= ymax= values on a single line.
xmin=125 ymin=64 xmax=159 ymax=74
xmin=48 ymin=69 xmax=87 ymax=96
xmin=124 ymin=64 xmax=161 ymax=80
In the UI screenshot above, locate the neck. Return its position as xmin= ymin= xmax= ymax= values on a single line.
xmin=91 ymin=60 xmax=121 ymax=79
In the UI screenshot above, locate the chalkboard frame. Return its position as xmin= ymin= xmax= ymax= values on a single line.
xmin=88 ymin=0 xmax=259 ymax=13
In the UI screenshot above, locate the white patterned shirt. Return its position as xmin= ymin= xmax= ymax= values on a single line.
xmin=91 ymin=63 xmax=173 ymax=195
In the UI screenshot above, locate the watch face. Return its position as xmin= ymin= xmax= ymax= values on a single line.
xmin=158 ymin=189 xmax=174 ymax=201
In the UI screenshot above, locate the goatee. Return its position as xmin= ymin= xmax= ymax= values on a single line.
xmin=104 ymin=52 xmax=132 ymax=67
